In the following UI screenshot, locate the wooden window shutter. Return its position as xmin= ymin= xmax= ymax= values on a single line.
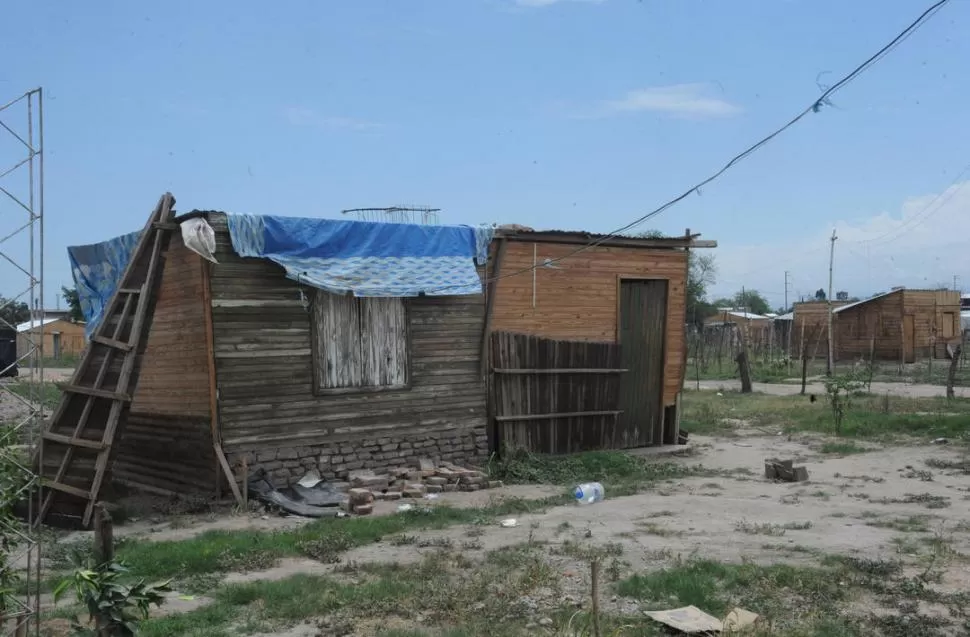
xmin=313 ymin=291 xmax=409 ymax=392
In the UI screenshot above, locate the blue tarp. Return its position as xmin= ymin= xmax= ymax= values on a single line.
xmin=68 ymin=214 xmax=493 ymax=338
xmin=226 ymin=214 xmax=493 ymax=297
xmin=68 ymin=230 xmax=142 ymax=340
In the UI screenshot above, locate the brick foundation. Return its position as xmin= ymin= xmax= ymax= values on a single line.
xmin=233 ymin=427 xmax=489 ymax=487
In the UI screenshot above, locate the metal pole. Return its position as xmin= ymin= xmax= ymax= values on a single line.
xmin=827 ymin=230 xmax=837 ymax=376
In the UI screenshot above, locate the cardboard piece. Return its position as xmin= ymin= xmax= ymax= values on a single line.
xmin=644 ymin=605 xmax=760 ymax=634
xmin=722 ymin=607 xmax=761 ymax=632
xmin=644 ymin=606 xmax=722 ymax=633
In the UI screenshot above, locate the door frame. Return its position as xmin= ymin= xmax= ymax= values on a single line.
xmin=615 ymin=276 xmax=670 ymax=446
xmin=903 ymin=314 xmax=916 ymax=363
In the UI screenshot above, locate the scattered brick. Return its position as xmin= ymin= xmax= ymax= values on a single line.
xmin=425 ymin=484 xmax=443 ymax=494
xmin=353 ymin=504 xmax=374 ymax=516
xmin=348 ymin=488 xmax=374 ymax=506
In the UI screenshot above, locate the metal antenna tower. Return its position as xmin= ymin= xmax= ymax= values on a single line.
xmin=0 ymin=87 xmax=44 ymax=637
xmin=341 ymin=206 xmax=441 ymax=225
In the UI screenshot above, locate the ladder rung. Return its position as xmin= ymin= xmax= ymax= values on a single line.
xmin=91 ymin=335 xmax=132 ymax=352
xmin=56 ymin=383 xmax=132 ymax=402
xmin=117 ymin=287 xmax=142 ymax=295
xmin=153 ymin=222 xmax=179 ymax=230
xmin=45 ymin=480 xmax=91 ymax=499
xmin=43 ymin=432 xmax=105 ymax=450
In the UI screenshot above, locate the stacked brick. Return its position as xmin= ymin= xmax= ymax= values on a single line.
xmin=344 ymin=458 xmax=504 ymax=515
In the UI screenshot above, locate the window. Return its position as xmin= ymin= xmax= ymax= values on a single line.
xmin=312 ymin=290 xmax=410 ymax=393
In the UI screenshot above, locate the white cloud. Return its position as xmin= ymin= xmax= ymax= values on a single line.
xmin=603 ymin=84 xmax=742 ymax=119
xmin=515 ymin=0 xmax=605 ymax=6
xmin=710 ymin=181 xmax=970 ymax=306
xmin=284 ymin=107 xmax=381 ymax=132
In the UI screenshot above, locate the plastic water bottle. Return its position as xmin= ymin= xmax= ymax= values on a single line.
xmin=573 ymin=482 xmax=605 ymax=505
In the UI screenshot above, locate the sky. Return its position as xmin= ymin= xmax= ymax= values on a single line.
xmin=1 ymin=0 xmax=968 ymax=311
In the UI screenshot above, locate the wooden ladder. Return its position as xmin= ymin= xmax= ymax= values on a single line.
xmin=35 ymin=193 xmax=176 ymax=528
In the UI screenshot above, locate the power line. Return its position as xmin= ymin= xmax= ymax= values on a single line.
xmin=851 ymin=162 xmax=970 ymax=248
xmin=446 ymin=0 xmax=952 ymax=292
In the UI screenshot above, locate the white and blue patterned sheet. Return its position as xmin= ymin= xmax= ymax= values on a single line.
xmin=226 ymin=214 xmax=493 ymax=297
xmin=68 ymin=214 xmax=493 ymax=339
xmin=68 ymin=230 xmax=142 ymax=340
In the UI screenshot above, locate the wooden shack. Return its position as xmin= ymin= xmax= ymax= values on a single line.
xmin=16 ymin=317 xmax=86 ymax=361
xmin=50 ymin=207 xmax=492 ymax=505
xmin=485 ymin=228 xmax=715 ymax=453
xmin=40 ymin=199 xmax=715 ymax=523
xmin=832 ymin=289 xmax=961 ymax=363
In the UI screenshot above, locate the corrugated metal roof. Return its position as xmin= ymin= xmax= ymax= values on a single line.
xmin=832 ymin=290 xmax=899 ymax=314
xmin=719 ymin=311 xmax=770 ymax=320
xmin=15 ymin=317 xmax=60 ymax=332
xmin=775 ymin=312 xmax=794 ymax=321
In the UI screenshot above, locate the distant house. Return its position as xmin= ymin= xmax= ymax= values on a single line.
xmin=16 ymin=316 xmax=86 ymax=361
xmin=791 ymin=300 xmax=849 ymax=357
xmin=703 ymin=309 xmax=771 ymax=330
xmin=832 ymin=289 xmax=961 ymax=362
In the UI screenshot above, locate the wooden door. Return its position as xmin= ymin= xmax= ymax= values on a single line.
xmin=904 ymin=315 xmax=916 ymax=363
xmin=617 ymin=279 xmax=668 ymax=447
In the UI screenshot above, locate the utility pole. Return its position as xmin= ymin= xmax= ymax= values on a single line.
xmin=954 ymin=274 xmax=960 ymax=292
xmin=827 ymin=230 xmax=837 ymax=376
xmin=784 ymin=271 xmax=790 ymax=312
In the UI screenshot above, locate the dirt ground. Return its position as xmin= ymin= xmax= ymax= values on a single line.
xmin=40 ymin=427 xmax=970 ymax=634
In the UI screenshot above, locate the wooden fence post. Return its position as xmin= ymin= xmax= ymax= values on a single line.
xmin=94 ymin=503 xmax=114 ymax=565
xmin=947 ymin=344 xmax=962 ymax=400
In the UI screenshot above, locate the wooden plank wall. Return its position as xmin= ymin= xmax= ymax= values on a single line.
xmin=488 ymin=240 xmax=686 ymax=406
xmin=904 ymin=290 xmax=962 ymax=359
xmin=205 ymin=214 xmax=487 ymax=455
xmin=490 ymin=331 xmax=622 ymax=453
xmin=116 ymin=233 xmax=217 ymax=494
xmin=792 ymin=301 xmax=845 ymax=359
xmin=833 ymin=293 xmax=903 ymax=361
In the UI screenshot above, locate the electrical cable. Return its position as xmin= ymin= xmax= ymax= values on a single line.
xmin=430 ymin=0 xmax=952 ymax=293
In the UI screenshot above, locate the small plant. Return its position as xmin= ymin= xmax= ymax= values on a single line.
xmin=53 ymin=559 xmax=170 ymax=636
xmin=823 ymin=372 xmax=866 ymax=435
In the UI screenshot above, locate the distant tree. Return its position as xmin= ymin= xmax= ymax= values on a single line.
xmin=835 ymin=291 xmax=849 ymax=301
xmin=815 ymin=288 xmax=827 ymax=301
xmin=62 ymin=286 xmax=84 ymax=323
xmin=638 ymin=231 xmax=718 ymax=328
xmin=0 ymin=296 xmax=30 ymax=330
xmin=732 ymin=290 xmax=771 ymax=316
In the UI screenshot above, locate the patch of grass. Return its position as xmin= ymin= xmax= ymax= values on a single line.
xmin=618 ymin=558 xmax=849 ymax=624
xmin=865 ymin=515 xmax=935 ymax=533
xmin=114 ymin=497 xmax=569 ymax=583
xmin=488 ymin=448 xmax=716 ymax=496
xmin=735 ymin=520 xmax=812 ymax=536
xmin=901 ymin=467 xmax=934 ymax=482
xmin=925 ymin=456 xmax=970 ymax=474
xmin=819 ymin=441 xmax=868 ymax=455
xmin=681 ymin=390 xmax=970 ymax=441
xmin=633 ymin=522 xmax=682 ymax=538
xmin=871 ymin=493 xmax=951 ymax=510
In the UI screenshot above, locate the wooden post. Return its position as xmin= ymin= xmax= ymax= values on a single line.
xmin=947 ymin=344 xmax=962 ymax=400
xmin=242 ymin=456 xmax=249 ymax=511
xmin=826 ymin=230 xmax=837 ymax=376
xmin=867 ymin=329 xmax=876 ymax=392
xmin=590 ymin=560 xmax=601 ymax=637
xmin=93 ymin=503 xmax=114 ymax=565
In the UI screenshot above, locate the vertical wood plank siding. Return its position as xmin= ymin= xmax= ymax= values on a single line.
xmin=488 ymin=240 xmax=687 ymax=406
xmin=205 ymin=214 xmax=488 ymax=470
xmin=490 ymin=332 xmax=622 ymax=453
xmin=118 ymin=233 xmax=217 ymax=493
xmin=832 ymin=290 xmax=961 ymax=361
